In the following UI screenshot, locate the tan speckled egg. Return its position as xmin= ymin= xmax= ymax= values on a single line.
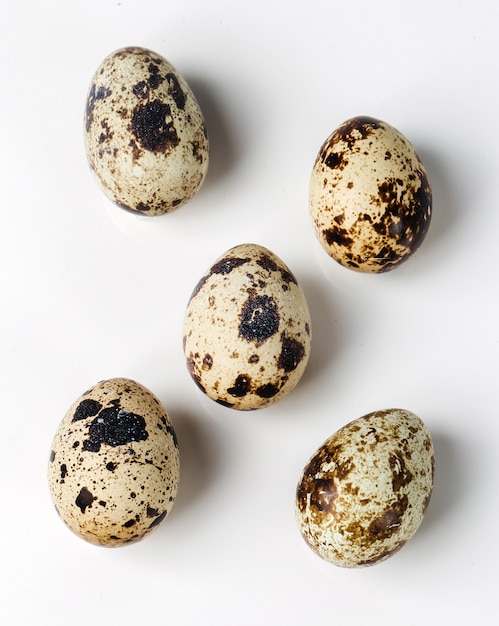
xmin=309 ymin=116 xmax=432 ymax=273
xmin=183 ymin=244 xmax=312 ymax=410
xmin=48 ymin=378 xmax=180 ymax=547
xmin=84 ymin=46 xmax=209 ymax=215
xmin=296 ymin=408 xmax=434 ymax=567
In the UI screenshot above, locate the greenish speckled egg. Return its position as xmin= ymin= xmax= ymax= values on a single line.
xmin=296 ymin=408 xmax=434 ymax=567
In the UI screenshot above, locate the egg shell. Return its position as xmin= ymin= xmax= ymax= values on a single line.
xmin=309 ymin=116 xmax=432 ymax=273
xmin=84 ymin=46 xmax=209 ymax=215
xmin=48 ymin=378 xmax=180 ymax=547
xmin=183 ymin=243 xmax=312 ymax=410
xmin=296 ymin=408 xmax=434 ymax=567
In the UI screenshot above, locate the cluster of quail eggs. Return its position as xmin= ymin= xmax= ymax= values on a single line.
xmin=48 ymin=45 xmax=435 ymax=566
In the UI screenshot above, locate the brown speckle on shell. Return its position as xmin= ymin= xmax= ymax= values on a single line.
xmin=309 ymin=116 xmax=432 ymax=273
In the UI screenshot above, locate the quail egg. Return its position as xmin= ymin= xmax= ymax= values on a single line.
xmin=309 ymin=116 xmax=432 ymax=272
xmin=183 ymin=243 xmax=312 ymax=410
xmin=48 ymin=378 xmax=180 ymax=546
xmin=296 ymin=408 xmax=434 ymax=567
xmin=84 ymin=46 xmax=209 ymax=215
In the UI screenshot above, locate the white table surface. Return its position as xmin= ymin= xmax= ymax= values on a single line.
xmin=1 ymin=1 xmax=498 ymax=624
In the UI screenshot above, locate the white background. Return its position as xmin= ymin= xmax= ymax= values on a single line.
xmin=1 ymin=1 xmax=498 ymax=624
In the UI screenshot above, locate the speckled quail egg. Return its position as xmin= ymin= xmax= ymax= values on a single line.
xmin=84 ymin=46 xmax=209 ymax=215
xmin=183 ymin=243 xmax=312 ymax=410
xmin=296 ymin=408 xmax=434 ymax=567
xmin=309 ymin=116 xmax=432 ymax=272
xmin=48 ymin=378 xmax=180 ymax=547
